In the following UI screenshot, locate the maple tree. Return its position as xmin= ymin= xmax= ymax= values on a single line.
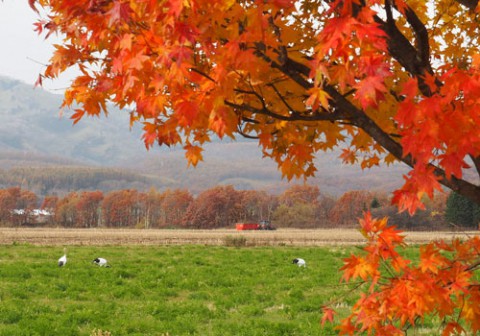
xmin=30 ymin=0 xmax=480 ymax=212
xmin=29 ymin=0 xmax=480 ymax=334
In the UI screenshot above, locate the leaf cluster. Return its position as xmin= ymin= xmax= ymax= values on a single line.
xmin=30 ymin=0 xmax=480 ymax=212
xmin=323 ymin=212 xmax=480 ymax=335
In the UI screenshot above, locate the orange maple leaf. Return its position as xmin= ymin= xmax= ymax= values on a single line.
xmin=391 ymin=188 xmax=426 ymax=215
xmin=141 ymin=122 xmax=158 ymax=148
xmin=184 ymin=144 xmax=203 ymax=167
xmin=336 ymin=317 xmax=356 ymax=336
xmin=341 ymin=254 xmax=376 ymax=282
xmin=167 ymin=0 xmax=185 ymax=18
xmin=420 ymin=244 xmax=447 ymax=274
xmin=448 ymin=265 xmax=471 ymax=293
xmin=359 ymin=211 xmax=388 ymax=236
xmin=442 ymin=322 xmax=465 ymax=336
xmin=339 ymin=148 xmax=357 ymax=165
xmin=305 ymin=87 xmax=331 ymax=111
xmin=70 ymin=109 xmax=86 ymax=125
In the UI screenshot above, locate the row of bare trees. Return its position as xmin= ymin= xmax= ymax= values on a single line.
xmin=0 ymin=185 xmax=449 ymax=229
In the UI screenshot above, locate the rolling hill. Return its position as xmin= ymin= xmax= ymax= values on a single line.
xmin=0 ymin=76 xmax=409 ymax=196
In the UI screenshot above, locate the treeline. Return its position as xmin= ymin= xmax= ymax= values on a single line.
xmin=0 ymin=184 xmax=472 ymax=230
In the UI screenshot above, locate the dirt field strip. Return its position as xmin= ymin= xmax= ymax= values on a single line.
xmin=0 ymin=228 xmax=476 ymax=246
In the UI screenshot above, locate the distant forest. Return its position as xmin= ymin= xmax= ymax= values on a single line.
xmin=0 ymin=184 xmax=464 ymax=231
xmin=0 ymin=166 xmax=167 ymax=196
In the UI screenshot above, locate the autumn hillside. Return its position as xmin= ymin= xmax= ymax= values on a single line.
xmin=0 ymin=76 xmax=408 ymax=196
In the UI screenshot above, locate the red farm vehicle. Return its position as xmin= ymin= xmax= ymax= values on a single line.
xmin=235 ymin=220 xmax=276 ymax=231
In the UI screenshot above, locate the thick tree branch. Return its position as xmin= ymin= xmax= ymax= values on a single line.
xmin=268 ymin=83 xmax=297 ymax=114
xmin=325 ymin=90 xmax=480 ymax=204
xmin=456 ymin=0 xmax=479 ymax=10
xmin=224 ymin=100 xmax=343 ymax=122
xmin=242 ymin=8 xmax=480 ymax=205
xmin=353 ymin=113 xmax=480 ymax=204
xmin=470 ymin=155 xmax=480 ymax=177
xmin=237 ymin=125 xmax=260 ymax=139
xmin=376 ymin=5 xmax=436 ymax=96
xmin=403 ymin=6 xmax=431 ymax=73
xmin=268 ymin=55 xmax=480 ymax=204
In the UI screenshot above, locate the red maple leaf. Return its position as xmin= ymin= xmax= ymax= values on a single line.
xmin=29 ymin=0 xmax=39 ymax=13
xmin=175 ymin=100 xmax=199 ymax=127
xmin=108 ymin=1 xmax=132 ymax=25
xmin=321 ymin=306 xmax=336 ymax=326
xmin=168 ymin=0 xmax=184 ymax=18
xmin=272 ymin=0 xmax=295 ymax=8
xmin=354 ymin=75 xmax=386 ymax=109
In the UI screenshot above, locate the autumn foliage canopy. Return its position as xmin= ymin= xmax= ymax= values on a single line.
xmin=30 ymin=0 xmax=480 ymax=334
xmin=30 ymin=0 xmax=480 ymax=212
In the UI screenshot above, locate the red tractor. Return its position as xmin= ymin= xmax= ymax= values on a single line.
xmin=235 ymin=220 xmax=276 ymax=231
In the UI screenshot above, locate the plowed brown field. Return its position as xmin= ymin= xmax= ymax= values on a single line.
xmin=0 ymin=228 xmax=476 ymax=246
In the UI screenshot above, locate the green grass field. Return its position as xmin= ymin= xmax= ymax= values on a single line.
xmin=0 ymin=243 xmax=441 ymax=336
xmin=0 ymin=244 xmax=355 ymax=336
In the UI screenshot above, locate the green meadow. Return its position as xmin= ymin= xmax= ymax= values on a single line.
xmin=0 ymin=244 xmax=353 ymax=336
xmin=0 ymin=244 xmax=437 ymax=336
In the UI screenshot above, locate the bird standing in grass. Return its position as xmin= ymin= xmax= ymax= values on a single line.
xmin=58 ymin=248 xmax=67 ymax=267
xmin=292 ymin=258 xmax=306 ymax=267
xmin=93 ymin=257 xmax=110 ymax=267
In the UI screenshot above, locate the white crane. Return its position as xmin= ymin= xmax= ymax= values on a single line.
xmin=93 ymin=257 xmax=110 ymax=267
xmin=292 ymin=258 xmax=306 ymax=267
xmin=58 ymin=248 xmax=67 ymax=267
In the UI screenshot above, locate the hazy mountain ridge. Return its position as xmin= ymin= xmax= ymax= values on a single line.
xmin=0 ymin=76 xmax=409 ymax=196
xmin=0 ymin=76 xmax=150 ymax=166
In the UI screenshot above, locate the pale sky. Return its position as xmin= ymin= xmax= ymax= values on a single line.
xmin=0 ymin=1 xmax=74 ymax=92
